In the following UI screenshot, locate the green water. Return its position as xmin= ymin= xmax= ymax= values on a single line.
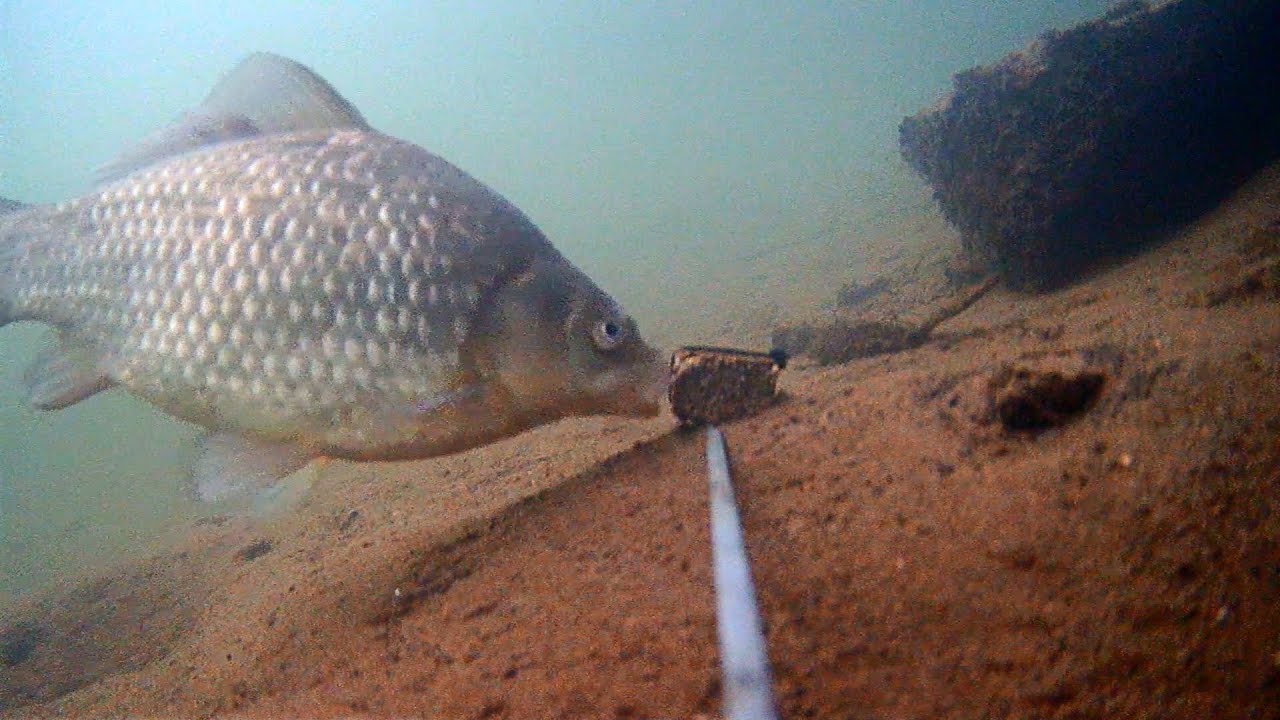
xmin=0 ymin=0 xmax=1114 ymax=597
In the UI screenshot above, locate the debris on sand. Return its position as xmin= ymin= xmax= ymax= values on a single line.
xmin=772 ymin=276 xmax=996 ymax=365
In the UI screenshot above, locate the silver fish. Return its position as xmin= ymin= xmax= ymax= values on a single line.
xmin=0 ymin=53 xmax=667 ymax=502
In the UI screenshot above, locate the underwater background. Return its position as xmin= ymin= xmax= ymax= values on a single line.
xmin=0 ymin=0 xmax=1112 ymax=598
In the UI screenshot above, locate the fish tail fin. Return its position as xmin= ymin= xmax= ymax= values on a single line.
xmin=0 ymin=197 xmax=32 ymax=327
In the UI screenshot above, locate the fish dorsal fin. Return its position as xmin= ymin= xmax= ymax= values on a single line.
xmin=199 ymin=52 xmax=371 ymax=136
xmin=96 ymin=52 xmax=371 ymax=184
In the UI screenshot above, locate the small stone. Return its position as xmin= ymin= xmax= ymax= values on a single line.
xmin=1213 ymin=606 xmax=1230 ymax=626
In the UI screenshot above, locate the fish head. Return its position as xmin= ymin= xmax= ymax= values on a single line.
xmin=469 ymin=253 xmax=669 ymax=421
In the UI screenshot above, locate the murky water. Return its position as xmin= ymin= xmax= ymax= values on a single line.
xmin=0 ymin=0 xmax=1112 ymax=598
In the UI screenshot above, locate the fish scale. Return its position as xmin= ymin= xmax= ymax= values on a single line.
xmin=10 ymin=129 xmax=536 ymax=438
xmin=0 ymin=52 xmax=666 ymax=503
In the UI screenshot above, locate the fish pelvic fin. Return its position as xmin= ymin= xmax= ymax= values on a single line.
xmin=188 ymin=432 xmax=317 ymax=504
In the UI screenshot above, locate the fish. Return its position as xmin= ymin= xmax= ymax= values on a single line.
xmin=0 ymin=53 xmax=668 ymax=502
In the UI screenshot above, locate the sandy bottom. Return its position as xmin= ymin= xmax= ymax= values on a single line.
xmin=2 ymin=164 xmax=1280 ymax=719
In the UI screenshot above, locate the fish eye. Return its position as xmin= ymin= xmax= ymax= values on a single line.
xmin=591 ymin=317 xmax=626 ymax=351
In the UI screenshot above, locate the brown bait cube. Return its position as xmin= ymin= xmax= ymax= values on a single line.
xmin=668 ymin=346 xmax=786 ymax=426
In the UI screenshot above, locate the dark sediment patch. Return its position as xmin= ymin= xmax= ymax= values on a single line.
xmin=235 ymin=539 xmax=275 ymax=562
xmin=0 ymin=555 xmax=202 ymax=711
xmin=989 ymin=366 xmax=1108 ymax=431
xmin=0 ymin=622 xmax=47 ymax=667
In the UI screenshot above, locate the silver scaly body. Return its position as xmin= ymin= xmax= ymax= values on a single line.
xmin=0 ymin=53 xmax=667 ymax=502
xmin=3 ymin=130 xmax=541 ymax=457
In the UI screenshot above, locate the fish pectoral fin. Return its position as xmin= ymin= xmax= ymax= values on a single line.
xmin=410 ymin=385 xmax=484 ymax=416
xmin=23 ymin=340 xmax=113 ymax=411
xmin=188 ymin=433 xmax=316 ymax=503
xmin=96 ymin=52 xmax=371 ymax=184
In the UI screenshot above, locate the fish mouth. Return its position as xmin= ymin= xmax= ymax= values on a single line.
xmin=619 ymin=355 xmax=672 ymax=418
xmin=623 ymin=389 xmax=665 ymax=418
xmin=581 ymin=350 xmax=671 ymax=418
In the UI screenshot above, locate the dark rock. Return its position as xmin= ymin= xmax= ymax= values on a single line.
xmin=899 ymin=0 xmax=1280 ymax=288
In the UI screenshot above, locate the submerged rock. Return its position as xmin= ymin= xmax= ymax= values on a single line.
xmin=899 ymin=0 xmax=1280 ymax=287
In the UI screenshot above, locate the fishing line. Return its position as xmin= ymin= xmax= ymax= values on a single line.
xmin=706 ymin=425 xmax=779 ymax=720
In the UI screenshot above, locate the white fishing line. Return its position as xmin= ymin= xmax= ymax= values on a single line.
xmin=706 ymin=425 xmax=779 ymax=720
